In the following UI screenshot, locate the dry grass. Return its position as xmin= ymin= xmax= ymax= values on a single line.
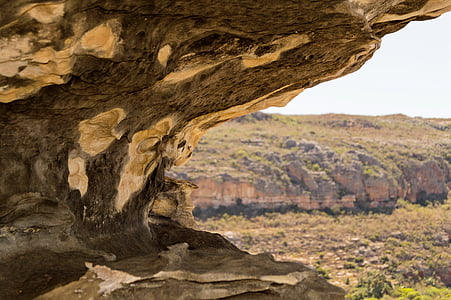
xmin=197 ymin=199 xmax=451 ymax=296
xmin=172 ymin=113 xmax=451 ymax=185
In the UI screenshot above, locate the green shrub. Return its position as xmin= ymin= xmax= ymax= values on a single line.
xmin=316 ymin=266 xmax=331 ymax=279
xmin=363 ymin=166 xmax=378 ymax=177
xmin=312 ymin=163 xmax=322 ymax=172
xmin=347 ymin=271 xmax=393 ymax=300
xmin=231 ymin=149 xmax=248 ymax=159
xmin=344 ymin=262 xmax=357 ymax=269
xmin=354 ymin=257 xmax=364 ymax=263
xmin=380 ymin=255 xmax=389 ymax=263
xmin=391 ymin=286 xmax=451 ymax=300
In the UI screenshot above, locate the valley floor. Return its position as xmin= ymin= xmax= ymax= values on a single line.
xmin=197 ymin=199 xmax=451 ymax=299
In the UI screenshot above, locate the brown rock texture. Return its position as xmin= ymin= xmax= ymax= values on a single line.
xmin=402 ymin=160 xmax=449 ymax=203
xmin=1 ymin=0 xmax=450 ymax=298
xmin=37 ymin=239 xmax=345 ymax=300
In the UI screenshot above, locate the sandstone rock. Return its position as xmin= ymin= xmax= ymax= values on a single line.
xmin=363 ymin=172 xmax=398 ymax=207
xmin=401 ymin=160 xmax=448 ymax=204
xmin=332 ymin=161 xmax=367 ymax=202
xmin=1 ymin=0 xmax=451 ymax=298
xmin=151 ymin=177 xmax=198 ymax=228
xmin=286 ymin=161 xmax=318 ymax=190
xmin=38 ymin=243 xmax=345 ymax=300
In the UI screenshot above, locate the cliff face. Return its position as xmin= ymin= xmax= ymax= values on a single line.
xmin=170 ymin=113 xmax=451 ymax=215
xmin=1 ymin=0 xmax=451 ymax=298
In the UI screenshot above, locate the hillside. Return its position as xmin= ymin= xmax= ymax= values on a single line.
xmin=169 ymin=113 xmax=451 ymax=216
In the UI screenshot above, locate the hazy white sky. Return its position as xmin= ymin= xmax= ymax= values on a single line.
xmin=264 ymin=13 xmax=451 ymax=118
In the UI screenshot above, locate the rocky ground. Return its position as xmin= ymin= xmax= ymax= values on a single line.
xmin=170 ymin=113 xmax=451 ymax=215
xmin=197 ymin=200 xmax=451 ymax=299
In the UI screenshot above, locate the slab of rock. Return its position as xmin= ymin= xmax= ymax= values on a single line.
xmin=38 ymin=243 xmax=345 ymax=300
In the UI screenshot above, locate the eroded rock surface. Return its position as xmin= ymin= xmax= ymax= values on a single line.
xmin=38 ymin=239 xmax=344 ymax=300
xmin=1 ymin=0 xmax=450 ymax=298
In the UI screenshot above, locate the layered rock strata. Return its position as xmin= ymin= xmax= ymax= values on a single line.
xmin=171 ymin=114 xmax=450 ymax=216
xmin=189 ymin=156 xmax=449 ymax=213
xmin=1 ymin=0 xmax=450 ymax=298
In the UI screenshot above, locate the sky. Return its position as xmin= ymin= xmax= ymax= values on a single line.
xmin=263 ymin=13 xmax=451 ymax=118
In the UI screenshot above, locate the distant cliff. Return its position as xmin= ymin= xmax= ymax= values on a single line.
xmin=169 ymin=113 xmax=451 ymax=216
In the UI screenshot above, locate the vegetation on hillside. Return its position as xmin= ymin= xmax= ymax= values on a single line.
xmin=197 ymin=200 xmax=451 ymax=299
xmin=173 ymin=113 xmax=451 ymax=180
xmin=171 ymin=113 xmax=451 ymax=216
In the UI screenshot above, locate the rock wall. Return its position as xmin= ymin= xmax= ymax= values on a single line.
xmin=171 ymin=114 xmax=450 ymax=215
xmin=1 ymin=0 xmax=451 ymax=298
xmin=189 ymin=156 xmax=449 ymax=213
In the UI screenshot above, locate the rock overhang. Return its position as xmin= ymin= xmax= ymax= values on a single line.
xmin=0 ymin=0 xmax=450 ymax=299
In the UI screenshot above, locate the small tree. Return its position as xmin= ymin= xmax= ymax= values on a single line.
xmin=347 ymin=271 xmax=393 ymax=300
